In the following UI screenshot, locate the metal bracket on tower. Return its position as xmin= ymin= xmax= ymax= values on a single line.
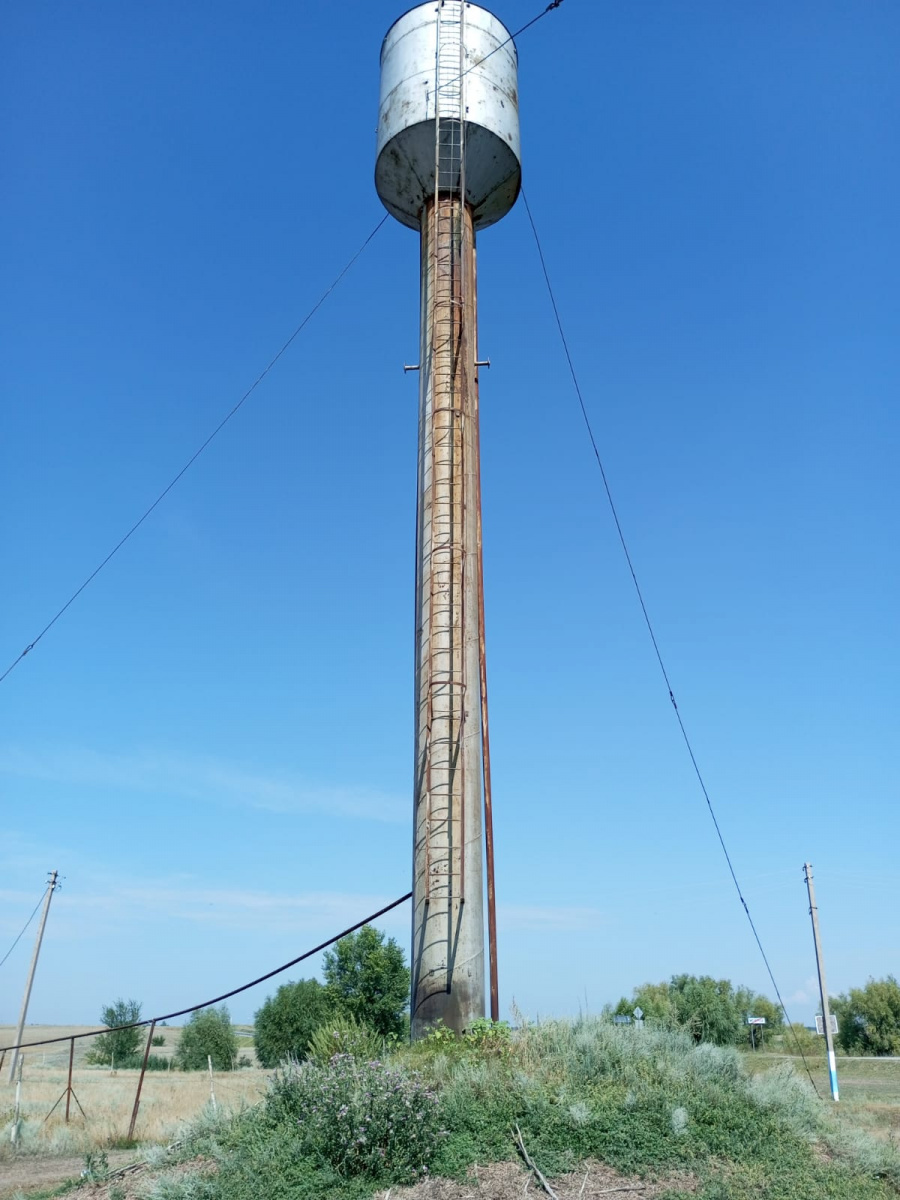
xmin=475 ymin=359 xmax=490 ymax=368
xmin=404 ymin=363 xmax=421 ymax=372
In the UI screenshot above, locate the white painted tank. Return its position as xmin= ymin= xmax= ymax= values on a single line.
xmin=376 ymin=2 xmax=521 ymax=230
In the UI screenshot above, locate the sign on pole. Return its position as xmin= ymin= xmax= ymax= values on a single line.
xmin=815 ymin=1014 xmax=838 ymax=1036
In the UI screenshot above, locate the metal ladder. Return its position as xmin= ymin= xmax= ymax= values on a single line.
xmin=421 ymin=0 xmax=469 ymax=906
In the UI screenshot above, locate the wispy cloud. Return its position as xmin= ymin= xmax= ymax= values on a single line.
xmin=498 ymin=904 xmax=606 ymax=932
xmin=0 ymin=846 xmax=407 ymax=945
xmin=0 ymin=745 xmax=405 ymax=823
xmin=788 ymin=976 xmax=820 ymax=1006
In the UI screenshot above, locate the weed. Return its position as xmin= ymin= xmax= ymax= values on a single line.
xmin=306 ymin=1015 xmax=382 ymax=1064
xmin=81 ymin=1148 xmax=109 ymax=1180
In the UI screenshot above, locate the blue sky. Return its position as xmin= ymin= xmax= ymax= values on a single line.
xmin=2 ymin=0 xmax=897 ymax=1031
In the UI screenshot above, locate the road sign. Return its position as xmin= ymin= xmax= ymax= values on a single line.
xmin=613 ymin=1015 xmax=632 ymax=1025
xmin=633 ymin=1008 xmax=644 ymax=1020
xmin=746 ymin=1017 xmax=767 ymax=1026
xmin=815 ymin=1014 xmax=838 ymax=1036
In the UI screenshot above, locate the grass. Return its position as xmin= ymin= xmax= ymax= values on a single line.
xmin=134 ymin=1020 xmax=900 ymax=1200
xmin=0 ymin=1060 xmax=267 ymax=1161
xmin=4 ymin=1022 xmax=899 ymax=1199
xmin=743 ymin=1051 xmax=900 ymax=1147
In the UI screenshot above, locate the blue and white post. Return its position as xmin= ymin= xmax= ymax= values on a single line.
xmin=804 ymin=862 xmax=839 ymax=1102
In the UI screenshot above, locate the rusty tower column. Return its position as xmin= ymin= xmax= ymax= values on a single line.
xmin=376 ymin=1 xmax=521 ymax=1036
xmin=411 ymin=195 xmax=484 ymax=1033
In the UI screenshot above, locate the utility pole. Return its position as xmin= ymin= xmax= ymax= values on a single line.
xmin=803 ymin=862 xmax=839 ymax=1102
xmin=7 ymin=871 xmax=59 ymax=1083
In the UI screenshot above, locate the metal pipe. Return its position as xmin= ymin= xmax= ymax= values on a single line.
xmin=65 ymin=1038 xmax=74 ymax=1123
xmin=471 ymin=243 xmax=500 ymax=1024
xmin=127 ymin=1020 xmax=156 ymax=1141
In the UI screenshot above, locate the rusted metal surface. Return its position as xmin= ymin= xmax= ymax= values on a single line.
xmin=411 ymin=192 xmax=485 ymax=1037
xmin=127 ymin=1020 xmax=156 ymax=1142
xmin=65 ymin=1038 xmax=74 ymax=1122
xmin=43 ymin=1037 xmax=86 ymax=1126
xmin=381 ymin=2 xmax=514 ymax=1038
xmin=471 ymin=246 xmax=500 ymax=1025
xmin=376 ymin=3 xmax=521 ymax=230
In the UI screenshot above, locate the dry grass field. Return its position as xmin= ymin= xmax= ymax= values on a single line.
xmin=0 ymin=1026 xmax=267 ymax=1199
xmin=744 ymin=1052 xmax=900 ymax=1145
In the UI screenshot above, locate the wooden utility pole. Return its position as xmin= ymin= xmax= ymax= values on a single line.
xmin=7 ymin=871 xmax=59 ymax=1083
xmin=803 ymin=862 xmax=839 ymax=1102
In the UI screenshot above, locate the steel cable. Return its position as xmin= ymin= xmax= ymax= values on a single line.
xmin=520 ymin=187 xmax=822 ymax=1097
xmin=0 ymin=215 xmax=389 ymax=686
xmin=0 ymin=891 xmax=411 ymax=1054
xmin=0 ymin=892 xmax=46 ymax=971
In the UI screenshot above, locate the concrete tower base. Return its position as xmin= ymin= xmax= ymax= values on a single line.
xmin=411 ymin=196 xmax=485 ymax=1037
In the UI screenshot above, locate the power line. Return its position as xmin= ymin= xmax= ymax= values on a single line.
xmin=453 ymin=0 xmax=565 ymax=87
xmin=0 ymin=891 xmax=411 ymax=1054
xmin=0 ymin=892 xmax=46 ymax=971
xmin=520 ymin=187 xmax=822 ymax=1097
xmin=0 ymin=214 xmax=389 ymax=687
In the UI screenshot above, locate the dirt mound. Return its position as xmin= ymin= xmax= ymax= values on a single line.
xmin=381 ymin=1159 xmax=697 ymax=1198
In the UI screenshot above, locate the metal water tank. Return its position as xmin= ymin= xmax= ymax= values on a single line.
xmin=375 ymin=2 xmax=522 ymax=230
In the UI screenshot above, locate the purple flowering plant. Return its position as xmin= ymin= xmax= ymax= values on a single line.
xmin=268 ymin=1054 xmax=440 ymax=1182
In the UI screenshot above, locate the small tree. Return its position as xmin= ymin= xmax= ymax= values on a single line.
xmin=254 ymin=978 xmax=333 ymax=1068
xmin=833 ymin=976 xmax=900 ymax=1056
xmin=85 ymin=998 xmax=143 ymax=1066
xmin=669 ymin=975 xmax=744 ymax=1045
xmin=323 ymin=924 xmax=410 ymax=1039
xmin=175 ymin=1005 xmax=238 ymax=1070
xmin=613 ymin=981 xmax=675 ymax=1026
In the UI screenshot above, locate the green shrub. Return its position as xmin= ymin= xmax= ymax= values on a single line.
xmin=152 ymin=1034 xmax=166 ymax=1047
xmin=114 ymin=1052 xmax=170 ymax=1071
xmin=307 ymin=1014 xmax=381 ymax=1064
xmin=266 ymin=1054 xmax=439 ymax=1183
xmin=833 ymin=976 xmax=900 ymax=1056
xmin=463 ymin=1017 xmax=512 ymax=1056
xmin=175 ymin=1006 xmax=238 ymax=1071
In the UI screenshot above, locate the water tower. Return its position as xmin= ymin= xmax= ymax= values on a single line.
xmin=375 ymin=1 xmax=521 ymax=1036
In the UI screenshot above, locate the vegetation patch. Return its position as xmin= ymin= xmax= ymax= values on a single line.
xmin=122 ymin=1018 xmax=900 ymax=1200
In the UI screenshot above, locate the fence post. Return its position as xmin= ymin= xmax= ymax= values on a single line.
xmin=65 ymin=1038 xmax=75 ymax=1122
xmin=11 ymin=1057 xmax=23 ymax=1147
xmin=207 ymin=1055 xmax=217 ymax=1113
xmin=127 ymin=1021 xmax=156 ymax=1142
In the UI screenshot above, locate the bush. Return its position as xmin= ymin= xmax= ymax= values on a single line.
xmin=307 ymin=1014 xmax=382 ymax=1063
xmin=779 ymin=1022 xmax=821 ymax=1056
xmin=833 ymin=976 xmax=900 ymax=1056
xmin=267 ymin=1054 xmax=439 ymax=1183
xmin=323 ymin=925 xmax=409 ymax=1039
xmin=85 ymin=999 xmax=143 ymax=1066
xmin=175 ymin=1006 xmax=238 ymax=1071
xmin=151 ymin=1034 xmax=166 ymax=1047
xmin=254 ymin=978 xmax=334 ymax=1068
xmin=112 ymin=1053 xmax=170 ymax=1071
